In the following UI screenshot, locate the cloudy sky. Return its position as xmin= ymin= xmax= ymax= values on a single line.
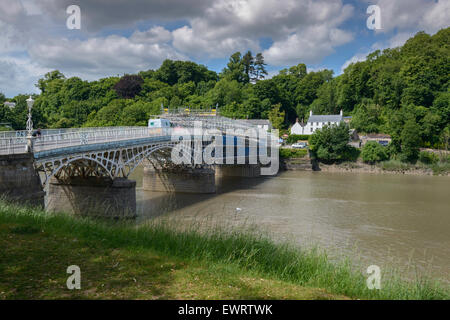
xmin=0 ymin=0 xmax=448 ymax=97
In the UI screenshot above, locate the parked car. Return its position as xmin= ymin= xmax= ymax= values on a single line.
xmin=292 ymin=142 xmax=307 ymax=149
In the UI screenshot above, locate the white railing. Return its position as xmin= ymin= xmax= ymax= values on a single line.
xmin=0 ymin=118 xmax=263 ymax=155
xmin=0 ymin=127 xmax=172 ymax=155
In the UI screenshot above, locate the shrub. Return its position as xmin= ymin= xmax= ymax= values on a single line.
xmin=309 ymin=122 xmax=353 ymax=163
xmin=361 ymin=141 xmax=389 ymax=164
xmin=287 ymin=134 xmax=310 ymax=144
xmin=280 ymin=148 xmax=308 ymax=159
xmin=419 ymin=151 xmax=439 ymax=164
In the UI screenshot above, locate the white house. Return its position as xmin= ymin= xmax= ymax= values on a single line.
xmin=290 ymin=110 xmax=344 ymax=135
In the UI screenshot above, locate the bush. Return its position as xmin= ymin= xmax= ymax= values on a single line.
xmin=361 ymin=141 xmax=389 ymax=164
xmin=280 ymin=148 xmax=308 ymax=159
xmin=287 ymin=134 xmax=310 ymax=144
xmin=419 ymin=151 xmax=439 ymax=164
xmin=309 ymin=122 xmax=354 ymax=163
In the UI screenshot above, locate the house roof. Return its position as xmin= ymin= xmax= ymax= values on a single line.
xmin=307 ymin=115 xmax=343 ymax=123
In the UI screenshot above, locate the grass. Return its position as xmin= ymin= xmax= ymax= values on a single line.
xmin=378 ymin=159 xmax=450 ymax=175
xmin=0 ymin=200 xmax=448 ymax=300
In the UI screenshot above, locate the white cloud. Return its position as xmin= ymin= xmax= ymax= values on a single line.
xmin=367 ymin=0 xmax=450 ymax=33
xmin=172 ymin=0 xmax=354 ymax=65
xmin=0 ymin=56 xmax=49 ymax=97
xmin=264 ymin=26 xmax=354 ymax=66
xmin=28 ymin=32 xmax=187 ymax=80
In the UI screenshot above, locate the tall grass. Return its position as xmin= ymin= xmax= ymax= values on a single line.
xmin=0 ymin=200 xmax=448 ymax=300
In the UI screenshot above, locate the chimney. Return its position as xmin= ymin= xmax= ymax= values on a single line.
xmin=340 ymin=109 xmax=343 ymax=116
xmin=295 ymin=118 xmax=299 ymax=123
xmin=310 ymin=110 xmax=313 ymax=117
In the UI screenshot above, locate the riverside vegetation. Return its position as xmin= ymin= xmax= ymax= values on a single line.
xmin=0 ymin=200 xmax=448 ymax=300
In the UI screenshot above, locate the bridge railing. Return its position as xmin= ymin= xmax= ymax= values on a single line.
xmin=0 ymin=117 xmax=271 ymax=155
xmin=0 ymin=127 xmax=167 ymax=154
xmin=32 ymin=127 xmax=167 ymax=152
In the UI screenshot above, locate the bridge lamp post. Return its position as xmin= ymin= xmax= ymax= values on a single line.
xmin=26 ymin=96 xmax=34 ymax=152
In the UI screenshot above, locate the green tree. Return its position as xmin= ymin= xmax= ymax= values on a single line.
xmin=268 ymin=103 xmax=285 ymax=129
xmin=254 ymin=53 xmax=268 ymax=81
xmin=221 ymin=52 xmax=248 ymax=83
xmin=242 ymin=51 xmax=255 ymax=83
xmin=36 ymin=70 xmax=65 ymax=93
xmin=120 ymin=102 xmax=148 ymax=126
xmin=351 ymin=101 xmax=383 ymax=133
xmin=361 ymin=141 xmax=389 ymax=164
xmin=309 ymin=122 xmax=354 ymax=163
xmin=400 ymin=117 xmax=421 ymax=162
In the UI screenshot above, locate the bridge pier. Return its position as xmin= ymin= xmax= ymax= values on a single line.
xmin=0 ymin=154 xmax=45 ymax=207
xmin=215 ymin=164 xmax=261 ymax=178
xmin=46 ymin=177 xmax=136 ymax=219
xmin=143 ymin=163 xmax=216 ymax=193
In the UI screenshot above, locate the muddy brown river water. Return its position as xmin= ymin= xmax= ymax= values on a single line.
xmin=130 ymin=168 xmax=450 ymax=282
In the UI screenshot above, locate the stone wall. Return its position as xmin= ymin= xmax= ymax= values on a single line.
xmin=0 ymin=153 xmax=45 ymax=207
xmin=143 ymin=166 xmax=216 ymax=193
xmin=46 ymin=177 xmax=136 ymax=219
xmin=280 ymin=158 xmax=313 ymax=171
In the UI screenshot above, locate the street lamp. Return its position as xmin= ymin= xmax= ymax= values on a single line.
xmin=26 ymin=96 xmax=34 ymax=152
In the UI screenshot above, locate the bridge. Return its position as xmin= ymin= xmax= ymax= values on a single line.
xmin=0 ymin=114 xmax=278 ymax=219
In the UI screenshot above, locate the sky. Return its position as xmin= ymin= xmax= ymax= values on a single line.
xmin=0 ymin=0 xmax=448 ymax=97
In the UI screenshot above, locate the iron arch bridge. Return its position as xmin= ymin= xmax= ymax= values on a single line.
xmin=0 ymin=115 xmax=276 ymax=187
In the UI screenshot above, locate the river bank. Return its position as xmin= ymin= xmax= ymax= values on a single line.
xmin=1 ymin=200 xmax=448 ymax=300
xmin=280 ymin=158 xmax=450 ymax=176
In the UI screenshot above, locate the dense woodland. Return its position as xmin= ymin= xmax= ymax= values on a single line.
xmin=1 ymin=28 xmax=449 ymax=154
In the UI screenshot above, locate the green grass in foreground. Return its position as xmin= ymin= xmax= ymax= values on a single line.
xmin=0 ymin=200 xmax=448 ymax=300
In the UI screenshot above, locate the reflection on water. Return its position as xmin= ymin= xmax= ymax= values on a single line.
xmin=130 ymin=167 xmax=450 ymax=281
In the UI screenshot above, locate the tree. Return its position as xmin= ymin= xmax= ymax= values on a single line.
xmin=361 ymin=141 xmax=389 ymax=164
xmin=120 ymin=102 xmax=148 ymax=126
xmin=36 ymin=70 xmax=65 ymax=93
xmin=400 ymin=117 xmax=421 ymax=162
xmin=309 ymin=122 xmax=355 ymax=163
xmin=242 ymin=51 xmax=255 ymax=83
xmin=254 ymin=53 xmax=268 ymax=81
xmin=221 ymin=52 xmax=246 ymax=83
xmin=350 ymin=101 xmax=383 ymax=133
xmin=113 ymin=75 xmax=144 ymax=99
xmin=268 ymin=103 xmax=285 ymax=130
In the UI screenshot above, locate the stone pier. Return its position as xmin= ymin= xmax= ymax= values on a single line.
xmin=215 ymin=164 xmax=261 ymax=178
xmin=0 ymin=153 xmax=45 ymax=207
xmin=46 ymin=177 xmax=136 ymax=219
xmin=143 ymin=164 xmax=216 ymax=193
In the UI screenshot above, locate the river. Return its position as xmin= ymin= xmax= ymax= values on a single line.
xmin=130 ymin=168 xmax=450 ymax=282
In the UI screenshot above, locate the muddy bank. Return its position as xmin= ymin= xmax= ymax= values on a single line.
xmin=280 ymin=158 xmax=449 ymax=176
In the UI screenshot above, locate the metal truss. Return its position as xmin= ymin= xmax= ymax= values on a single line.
xmin=35 ymin=141 xmax=178 ymax=186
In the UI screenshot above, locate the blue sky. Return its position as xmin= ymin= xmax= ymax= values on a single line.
xmin=0 ymin=0 xmax=448 ymax=97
